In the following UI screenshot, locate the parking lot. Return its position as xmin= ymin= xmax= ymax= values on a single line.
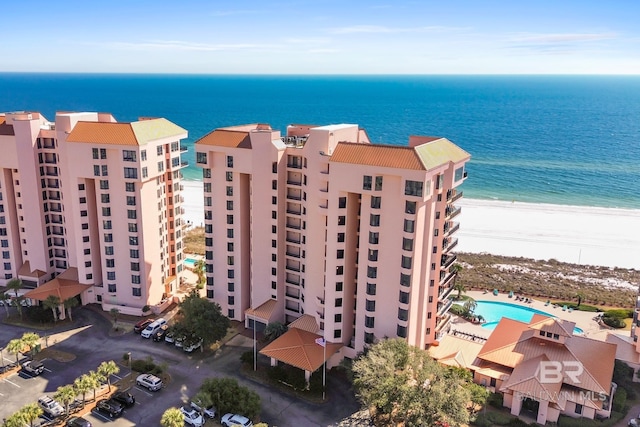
xmin=0 ymin=306 xmax=360 ymax=426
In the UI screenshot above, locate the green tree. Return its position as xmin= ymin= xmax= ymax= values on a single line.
xmin=6 ymin=277 xmax=22 ymax=298
xmin=110 ymin=308 xmax=120 ymax=330
xmin=576 ymin=291 xmax=585 ymax=308
xmin=18 ymin=402 xmax=43 ymax=427
xmin=352 ymin=338 xmax=471 ymax=427
xmin=263 ymin=322 xmax=287 ymax=343
xmin=43 ymin=295 xmax=61 ymax=322
xmin=142 ymin=304 xmax=151 ymax=315
xmin=451 ymin=263 xmax=464 ymax=299
xmin=467 ymin=382 xmax=490 ymax=414
xmin=74 ymin=373 xmax=95 ymax=408
xmin=87 ymin=370 xmax=103 ymax=402
xmin=54 ymin=384 xmax=77 ymax=416
xmin=12 ymin=296 xmax=24 ymax=320
xmin=178 ymin=291 xmax=230 ymax=349
xmin=461 ymin=300 xmax=477 ymax=320
xmin=7 ymin=338 xmax=24 ymax=365
xmin=192 ymin=391 xmax=214 ymax=418
xmin=64 ymin=297 xmax=79 ymax=321
xmin=21 ymin=332 xmax=41 ymax=356
xmin=194 ymin=259 xmax=206 ymax=287
xmin=3 ymin=412 xmax=26 ymax=427
xmin=97 ymin=360 xmax=120 ymax=392
xmin=0 ymin=292 xmax=11 ymax=316
xmin=199 ymin=377 xmax=261 ymax=420
xmin=160 ymin=407 xmax=184 ymax=427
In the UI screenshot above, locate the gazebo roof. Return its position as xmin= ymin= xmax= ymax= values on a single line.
xmin=24 ymin=268 xmax=91 ymax=301
xmin=260 ymin=328 xmax=342 ymax=372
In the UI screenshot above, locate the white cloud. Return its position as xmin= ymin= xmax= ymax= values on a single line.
xmin=102 ymin=40 xmax=275 ymax=52
xmin=328 ymin=25 xmax=469 ymax=35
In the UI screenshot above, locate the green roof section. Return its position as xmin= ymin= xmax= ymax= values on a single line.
xmin=131 ymin=118 xmax=187 ymax=145
xmin=414 ymin=138 xmax=471 ymax=171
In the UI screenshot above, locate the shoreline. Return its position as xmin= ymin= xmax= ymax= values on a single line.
xmin=180 ymin=180 xmax=640 ymax=269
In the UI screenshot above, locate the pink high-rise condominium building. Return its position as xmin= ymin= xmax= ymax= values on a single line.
xmin=196 ymin=123 xmax=469 ymax=358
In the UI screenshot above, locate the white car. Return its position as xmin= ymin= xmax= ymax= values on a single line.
xmin=221 ymin=413 xmax=253 ymax=427
xmin=135 ymin=373 xmax=163 ymax=391
xmin=190 ymin=400 xmax=216 ymax=418
xmin=180 ymin=406 xmax=204 ymax=426
xmin=38 ymin=396 xmax=64 ymax=418
xmin=184 ymin=338 xmax=203 ymax=353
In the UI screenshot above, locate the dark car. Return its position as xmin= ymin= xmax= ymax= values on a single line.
xmin=66 ymin=416 xmax=92 ymax=427
xmin=134 ymin=318 xmax=154 ymax=334
xmin=152 ymin=324 xmax=169 ymax=342
xmin=111 ymin=391 xmax=136 ymax=408
xmin=95 ymin=399 xmax=123 ymax=418
xmin=22 ymin=360 xmax=45 ymax=376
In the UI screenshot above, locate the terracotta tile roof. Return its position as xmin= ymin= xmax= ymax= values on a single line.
xmin=330 ymin=142 xmax=425 ymax=170
xmin=196 ymin=129 xmax=252 ymax=149
xmin=606 ymin=333 xmax=640 ymax=365
xmin=164 ymin=275 xmax=177 ymax=285
xmin=288 ymin=314 xmax=319 ymax=333
xmin=260 ymin=328 xmax=342 ymax=372
xmin=428 ymin=335 xmax=483 ymax=369
xmin=67 ymin=118 xmax=186 ymax=146
xmin=528 ymin=313 xmax=574 ymax=337
xmin=0 ymin=116 xmax=15 ymax=136
xmin=17 ymin=261 xmax=47 ymax=278
xmin=24 ymin=268 xmax=90 ymax=302
xmin=245 ymin=299 xmax=279 ymax=322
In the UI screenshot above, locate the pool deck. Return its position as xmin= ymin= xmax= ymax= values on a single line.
xmin=450 ymin=290 xmax=624 ymax=343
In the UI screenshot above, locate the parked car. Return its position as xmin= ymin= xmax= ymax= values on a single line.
xmin=22 ymin=360 xmax=45 ymax=376
xmin=221 ymin=413 xmax=253 ymax=427
xmin=66 ymin=416 xmax=92 ymax=427
xmin=38 ymin=396 xmax=65 ymax=418
xmin=95 ymin=399 xmax=123 ymax=418
xmin=174 ymin=334 xmax=186 ymax=348
xmin=184 ymin=338 xmax=203 ymax=353
xmin=134 ymin=318 xmax=154 ymax=334
xmin=111 ymin=391 xmax=135 ymax=408
xmin=180 ymin=406 xmax=205 ymax=426
xmin=152 ymin=324 xmax=169 ymax=342
xmin=190 ymin=400 xmax=216 ymax=418
xmin=141 ymin=318 xmax=167 ymax=338
xmin=164 ymin=330 xmax=175 ymax=343
xmin=136 ymin=373 xmax=163 ymax=391
xmin=629 ymin=419 xmax=640 ymax=427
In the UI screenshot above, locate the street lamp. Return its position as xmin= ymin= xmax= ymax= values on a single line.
xmin=127 ymin=352 xmax=132 ymax=376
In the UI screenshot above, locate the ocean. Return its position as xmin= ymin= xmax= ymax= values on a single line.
xmin=1 ymin=73 xmax=639 ymax=209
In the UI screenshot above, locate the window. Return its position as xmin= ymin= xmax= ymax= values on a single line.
xmin=336 ymin=266 xmax=344 ymax=275
xmin=365 ymin=300 xmax=376 ymax=312
xmin=225 ymin=186 xmax=233 ymax=197
xmin=130 ymin=249 xmax=139 ymax=258
xmin=227 ymin=269 xmax=234 ymax=279
xmin=124 ymin=167 xmax=138 ymax=179
xmin=405 ymin=180 xmax=423 ymax=197
xmin=141 ymin=167 xmax=148 ymax=178
xmin=365 ymin=316 xmax=375 ymax=328
xmin=334 ymin=330 xmax=342 ymax=339
xmin=399 ymin=291 xmax=409 ymax=304
xmin=271 ymin=240 xmax=276 ymax=248
xmin=105 ymin=246 xmax=114 ymax=255
xmin=92 ymin=148 xmax=99 ymax=159
xmin=123 ymin=150 xmax=136 ymax=162
xmin=78 ymin=183 xmax=85 ymax=191
xmin=405 ymin=201 xmax=416 ymax=214
xmin=108 ymin=284 xmax=117 ymax=293
xmin=338 ymin=216 xmax=345 ymax=226
xmin=131 ymin=262 xmax=140 ymax=271
xmin=129 ymin=236 xmax=138 ymax=245
xmin=375 ymin=176 xmax=383 ymax=191
xmin=101 ymin=194 xmax=110 ymax=203
xmin=104 ymin=233 xmax=113 ymax=242
xmin=100 ymin=148 xmax=106 ymax=159
xmin=127 ymin=210 xmax=137 ymax=219
xmin=101 ymin=165 xmax=108 ymax=176
xmin=100 ymin=180 xmax=109 ymax=190
xmin=368 ymin=249 xmax=378 ymax=261
xmin=335 ymin=298 xmax=343 ymax=307
xmin=363 ymin=175 xmax=372 ymax=190
xmin=272 ymin=162 xmax=277 ymax=173
xmin=141 ymin=150 xmax=147 ymax=161
xmin=128 ymin=223 xmax=138 ymax=232
xmin=368 ymin=232 xmax=379 ymax=244
xmin=397 ymin=325 xmax=407 ymax=338
xmin=226 ymin=215 xmax=234 ymax=225
xmin=157 ymin=145 xmax=163 ymax=155
xmin=338 ymin=197 xmax=346 ymax=208
xmin=228 ymin=282 xmax=235 ymax=292
xmin=371 ymin=196 xmax=381 ymax=209
xmin=367 ymin=266 xmax=377 ymax=278
xmin=107 ymin=272 xmax=116 ymax=280
xmin=226 ymin=156 xmax=233 ymax=167
xmin=93 ymin=165 xmax=100 ymax=176
xmin=336 ymin=249 xmax=344 ymax=259
xmin=365 ymin=332 xmax=374 ymax=344
xmin=398 ymin=308 xmax=408 ymax=321
xmin=271 ymin=180 xmax=277 ymax=190
xmin=400 ymin=273 xmax=411 ymax=287
xmin=102 ymin=207 xmax=111 ymax=216
xmin=404 ymin=219 xmax=415 ymax=233
xmin=132 ymin=275 xmax=141 ymax=284
xmin=80 ymin=210 xmax=88 ymax=217
xmin=454 ymin=167 xmax=465 ymax=182
xmin=401 ymin=256 xmax=412 ymax=269
xmin=127 ymin=196 xmax=136 ymax=206
xmin=228 ymin=295 xmax=235 ymax=305
xmin=366 ymin=283 xmax=376 ymax=295
xmin=196 ymin=152 xmax=207 ymax=164
xmin=227 ymin=229 xmax=234 ymax=238
xmin=335 ymin=282 xmax=343 ymax=292
xmin=335 ymin=313 xmax=342 ymax=322
xmin=271 ymin=196 xmax=277 ymax=205
xmin=226 ymin=171 xmax=233 ymax=182
xmin=271 ymin=267 xmax=276 ymax=275
xmin=370 ymin=214 xmax=380 ymax=227
xmin=132 ymin=288 xmax=142 ymax=297
xmin=402 ymin=238 xmax=414 ymax=251
xmin=226 ymin=200 xmax=233 ymax=210
xmin=337 ymin=233 xmax=345 ymax=242
xmin=79 ymin=197 xmax=86 ymax=204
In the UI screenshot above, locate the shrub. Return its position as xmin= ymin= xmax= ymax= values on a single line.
xmin=240 ymin=350 xmax=254 ymax=366
xmin=26 ymin=305 xmax=55 ymax=323
xmin=449 ymin=304 xmax=465 ymax=316
xmin=612 ymin=386 xmax=627 ymax=412
xmin=605 ymin=308 xmax=633 ymax=318
xmin=472 ymin=411 xmax=514 ymax=426
xmin=131 ymin=356 xmax=163 ymax=376
xmin=602 ymin=316 xmax=626 ymax=328
xmin=487 ymin=392 xmax=504 ymax=408
xmin=309 ymin=370 xmax=323 ymax=394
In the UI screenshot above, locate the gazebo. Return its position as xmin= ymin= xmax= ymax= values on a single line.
xmin=24 ymin=268 xmax=91 ymax=320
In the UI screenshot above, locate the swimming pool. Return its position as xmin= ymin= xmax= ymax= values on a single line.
xmin=184 ymin=257 xmax=197 ymax=268
xmin=471 ymin=300 xmax=583 ymax=334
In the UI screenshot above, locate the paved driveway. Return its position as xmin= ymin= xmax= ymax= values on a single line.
xmin=0 ymin=306 xmax=360 ymax=426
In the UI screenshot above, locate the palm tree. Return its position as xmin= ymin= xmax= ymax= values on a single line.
xmin=194 ymin=259 xmax=205 ymax=287
xmin=7 ymin=338 xmax=24 ymax=365
xmin=4 ymin=412 xmax=27 ymax=427
xmin=43 ymin=295 xmax=61 ymax=322
xmin=576 ymin=292 xmax=585 ymax=308
xmin=13 ymin=296 xmax=24 ymax=320
xmin=21 ymin=332 xmax=40 ymax=357
xmin=462 ymin=300 xmax=477 ymax=320
xmin=97 ymin=360 xmax=120 ymax=392
xmin=86 ymin=370 xmax=103 ymax=402
xmin=54 ymin=384 xmax=77 ymax=417
xmin=74 ymin=374 xmax=94 ymax=408
xmin=263 ymin=322 xmax=288 ymax=343
xmin=450 ymin=263 xmax=464 ymax=298
xmin=161 ymin=407 xmax=184 ymax=427
xmin=192 ymin=391 xmax=213 ymax=418
xmin=6 ymin=277 xmax=22 ymax=298
xmin=110 ymin=308 xmax=120 ymax=330
xmin=0 ymin=292 xmax=11 ymax=316
xmin=19 ymin=402 xmax=43 ymax=427
xmin=64 ymin=297 xmax=79 ymax=322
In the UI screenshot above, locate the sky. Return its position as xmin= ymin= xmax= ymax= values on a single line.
xmin=1 ymin=0 xmax=639 ymax=74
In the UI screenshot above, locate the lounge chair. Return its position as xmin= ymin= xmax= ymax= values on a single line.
xmin=568 ymin=307 xmax=573 ymax=313
xmin=562 ymin=305 xmax=567 ymax=311
xmin=544 ymin=300 xmax=550 ymax=306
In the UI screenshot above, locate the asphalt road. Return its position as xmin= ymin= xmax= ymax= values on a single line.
xmin=0 ymin=306 xmax=360 ymax=426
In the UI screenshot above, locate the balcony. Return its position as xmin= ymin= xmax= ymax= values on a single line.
xmin=285 ymin=263 xmax=301 ymax=273
xmin=285 ymin=221 xmax=302 ymax=231
xmin=317 ymin=296 xmax=325 ymax=305
xmin=180 ymin=145 xmax=188 ymax=152
xmin=285 ymin=301 xmax=301 ymax=312
xmin=317 ymin=310 xmax=325 ymax=320
xmin=287 ymin=180 xmax=302 ymax=186
xmin=286 ymin=250 xmax=301 ymax=258
xmin=441 ymin=254 xmax=457 ymax=269
xmin=442 ymin=238 xmax=458 ymax=252
xmin=285 ymin=276 xmax=300 ymax=286
xmin=438 ymin=285 xmax=454 ymax=302
xmin=440 ymin=271 xmax=456 ymax=287
xmin=443 ymin=221 xmax=460 ymax=236
xmin=286 ymin=193 xmax=302 ymax=201
xmin=286 ymin=289 xmax=300 ymax=299
xmin=286 ymin=209 xmax=302 ymax=216
xmin=437 ymin=299 xmax=453 ymax=316
xmin=287 ymin=161 xmax=302 ymax=169
xmin=180 ymin=160 xmax=189 ymax=168
xmin=286 ymin=236 xmax=301 ymax=245
xmin=445 ymin=206 xmax=461 ymax=220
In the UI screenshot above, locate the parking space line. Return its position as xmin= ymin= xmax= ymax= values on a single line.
xmin=135 ymin=386 xmax=153 ymax=397
xmin=44 ymin=367 xmax=52 ymax=372
xmin=112 ymin=374 xmax=122 ymax=380
xmin=92 ymin=410 xmax=111 ymax=422
xmin=3 ymin=377 xmax=20 ymax=387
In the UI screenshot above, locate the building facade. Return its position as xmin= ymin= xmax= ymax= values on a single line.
xmin=0 ymin=111 xmax=188 ymax=315
xmin=196 ymin=122 xmax=469 ymax=357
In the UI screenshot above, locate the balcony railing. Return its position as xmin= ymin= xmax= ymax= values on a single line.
xmin=285 ymin=264 xmax=301 ymax=272
xmin=180 ymin=145 xmax=188 ymax=152
xmin=437 ymin=299 xmax=453 ymax=316
xmin=444 ymin=222 xmax=460 ymax=236
xmin=285 ymin=278 xmax=300 ymax=286
xmin=287 ymin=180 xmax=302 ymax=186
xmin=440 ymin=271 xmax=456 ymax=287
xmin=286 ymin=194 xmax=302 ymax=201
xmin=442 ymin=238 xmax=458 ymax=252
xmin=438 ymin=286 xmax=454 ymax=301
xmin=286 ymin=209 xmax=301 ymax=216
xmin=441 ymin=254 xmax=457 ymax=269
xmin=286 ymin=251 xmax=301 ymax=258
xmin=287 ymin=162 xmax=302 ymax=169
xmin=285 ymin=222 xmax=302 ymax=230
xmin=445 ymin=206 xmax=461 ymax=220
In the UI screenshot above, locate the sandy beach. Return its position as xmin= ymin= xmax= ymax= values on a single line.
xmin=181 ymin=180 xmax=640 ymax=269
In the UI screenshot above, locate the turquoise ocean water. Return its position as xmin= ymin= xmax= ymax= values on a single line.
xmin=1 ymin=74 xmax=639 ymax=209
